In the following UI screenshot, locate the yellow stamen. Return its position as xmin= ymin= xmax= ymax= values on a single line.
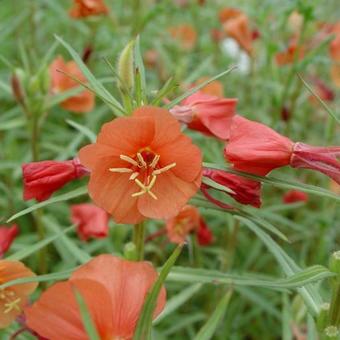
xmin=150 ymin=154 xmax=160 ymax=168
xmin=153 ymin=162 xmax=176 ymax=175
xmin=4 ymin=298 xmax=21 ymax=314
xmin=137 ymin=153 xmax=147 ymax=167
xmin=129 ymin=172 xmax=139 ymax=180
xmin=109 ymin=167 xmax=133 ymax=173
xmin=120 ymin=154 xmax=138 ymax=167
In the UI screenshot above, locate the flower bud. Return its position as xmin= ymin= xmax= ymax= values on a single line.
xmin=329 ymin=251 xmax=340 ymax=275
xmin=11 ymin=68 xmax=26 ymax=104
xmin=117 ymin=40 xmax=135 ymax=92
xmin=124 ymin=242 xmax=137 ymax=261
xmin=317 ymin=303 xmax=330 ymax=331
xmin=324 ymin=325 xmax=339 ymax=340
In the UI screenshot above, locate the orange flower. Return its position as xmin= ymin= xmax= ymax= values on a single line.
xmin=166 ymin=205 xmax=200 ymax=244
xmin=196 ymin=77 xmax=224 ymax=97
xmin=220 ymin=8 xmax=253 ymax=55
xmin=26 ymin=255 xmax=166 ymax=340
xmin=49 ymin=56 xmax=95 ymax=113
xmin=275 ymin=38 xmax=305 ymax=66
xmin=331 ymin=63 xmax=340 ymax=87
xmin=69 ymin=0 xmax=108 ymax=19
xmin=168 ymin=24 xmax=197 ymax=50
xmin=0 ymin=260 xmax=37 ymax=328
xmin=79 ymin=106 xmax=202 ymax=224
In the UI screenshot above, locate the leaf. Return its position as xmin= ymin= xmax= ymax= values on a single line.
xmin=73 ymin=287 xmax=100 ymax=340
xmin=194 ymin=290 xmax=232 ymax=340
xmin=66 ymin=119 xmax=96 ymax=142
xmin=154 ymin=283 xmax=202 ymax=324
xmin=55 ymin=35 xmax=125 ymax=116
xmin=134 ymin=245 xmax=183 ymax=340
xmin=203 ymin=162 xmax=340 ymax=202
xmin=7 ymin=186 xmax=88 ymax=222
xmin=7 ymin=225 xmax=75 ymax=261
xmin=165 ymin=66 xmax=237 ymax=109
xmin=134 ymin=36 xmax=147 ymax=104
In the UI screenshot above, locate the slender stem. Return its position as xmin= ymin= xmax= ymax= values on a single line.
xmin=329 ymin=278 xmax=340 ymax=325
xmin=133 ymin=222 xmax=145 ymax=261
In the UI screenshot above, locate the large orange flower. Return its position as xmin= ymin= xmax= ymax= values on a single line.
xmin=25 ymin=255 xmax=166 ymax=340
xmin=79 ymin=106 xmax=202 ymax=224
xmin=49 ymin=56 xmax=95 ymax=113
xmin=0 ymin=260 xmax=37 ymax=328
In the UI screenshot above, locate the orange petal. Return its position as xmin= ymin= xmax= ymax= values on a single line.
xmin=133 ymin=106 xmax=182 ymax=147
xmin=156 ymin=134 xmax=202 ymax=182
xmin=26 ymin=279 xmax=114 ymax=340
xmin=71 ymin=255 xmax=166 ymax=338
xmin=61 ymin=90 xmax=95 ymax=113
xmin=138 ymin=170 xmax=201 ymax=219
xmin=49 ymin=56 xmax=67 ymax=92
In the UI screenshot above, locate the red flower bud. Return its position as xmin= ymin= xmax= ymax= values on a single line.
xmin=197 ymin=218 xmax=213 ymax=246
xmin=283 ymin=190 xmax=309 ymax=204
xmin=22 ymin=158 xmax=88 ymax=202
xmin=71 ymin=204 xmax=109 ymax=241
xmin=0 ymin=225 xmax=19 ymax=257
xmin=202 ymin=168 xmax=261 ymax=208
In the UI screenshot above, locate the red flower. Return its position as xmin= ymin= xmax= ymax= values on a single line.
xmin=308 ymin=77 xmax=334 ymax=104
xmin=197 ymin=218 xmax=213 ymax=246
xmin=79 ymin=106 xmax=202 ymax=224
xmin=25 ymin=255 xmax=166 ymax=339
xmin=202 ymin=168 xmax=262 ymax=208
xmin=224 ymin=115 xmax=340 ymax=184
xmin=69 ymin=0 xmax=108 ymax=18
xmin=22 ymin=158 xmax=88 ymax=202
xmin=71 ymin=204 xmax=109 ymax=241
xmin=49 ymin=56 xmax=95 ymax=113
xmin=0 ymin=225 xmax=19 ymax=257
xmin=170 ymin=91 xmax=238 ymax=140
xmin=283 ymin=190 xmax=309 ymax=204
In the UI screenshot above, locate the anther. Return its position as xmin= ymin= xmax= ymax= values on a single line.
xmin=153 ymin=162 xmax=176 ymax=175
xmin=109 ymin=168 xmax=133 ymax=173
xmin=150 ymin=154 xmax=160 ymax=168
xmin=129 ymin=172 xmax=139 ymax=180
xmin=120 ymin=155 xmax=139 ymax=167
xmin=137 ymin=153 xmax=147 ymax=167
xmin=4 ymin=298 xmax=21 ymax=314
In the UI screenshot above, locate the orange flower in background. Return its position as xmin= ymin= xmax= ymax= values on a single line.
xmin=26 ymin=255 xmax=166 ymax=340
xmin=196 ymin=77 xmax=224 ymax=97
xmin=69 ymin=0 xmax=108 ymax=19
xmin=220 ymin=8 xmax=253 ymax=55
xmin=79 ymin=106 xmax=202 ymax=224
xmin=169 ymin=24 xmax=197 ymax=50
xmin=71 ymin=204 xmax=109 ymax=241
xmin=49 ymin=56 xmax=95 ymax=113
xmin=275 ymin=40 xmax=305 ymax=66
xmin=166 ymin=205 xmax=200 ymax=244
xmin=308 ymin=77 xmax=334 ymax=105
xmin=0 ymin=260 xmax=37 ymax=328
xmin=331 ymin=64 xmax=340 ymax=87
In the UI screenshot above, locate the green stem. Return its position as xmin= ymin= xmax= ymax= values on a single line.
xmin=329 ymin=278 xmax=340 ymax=326
xmin=133 ymin=222 xmax=145 ymax=261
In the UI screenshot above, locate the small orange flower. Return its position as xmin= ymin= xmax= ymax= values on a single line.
xmin=79 ymin=106 xmax=202 ymax=224
xmin=166 ymin=205 xmax=200 ymax=244
xmin=49 ymin=56 xmax=95 ymax=113
xmin=220 ymin=8 xmax=253 ymax=55
xmin=168 ymin=24 xmax=197 ymax=50
xmin=0 ymin=260 xmax=37 ymax=328
xmin=26 ymin=255 xmax=166 ymax=340
xmin=275 ymin=41 xmax=305 ymax=66
xmin=196 ymin=77 xmax=224 ymax=97
xmin=69 ymin=0 xmax=108 ymax=19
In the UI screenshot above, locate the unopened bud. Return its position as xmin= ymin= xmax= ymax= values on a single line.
xmin=329 ymin=251 xmax=340 ymax=275
xmin=11 ymin=68 xmax=26 ymax=104
xmin=317 ymin=303 xmax=330 ymax=332
xmin=117 ymin=40 xmax=135 ymax=92
xmin=124 ymin=242 xmax=137 ymax=261
xmin=324 ymin=325 xmax=339 ymax=340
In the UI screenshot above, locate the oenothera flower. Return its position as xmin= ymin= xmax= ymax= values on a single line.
xmin=283 ymin=190 xmax=309 ymax=204
xmin=79 ymin=106 xmax=202 ymax=224
xmin=170 ymin=91 xmax=237 ymax=140
xmin=202 ymin=169 xmax=261 ymax=208
xmin=25 ymin=255 xmax=166 ymax=340
xmin=224 ymin=115 xmax=340 ymax=184
xmin=219 ymin=8 xmax=254 ymax=55
xmin=71 ymin=204 xmax=109 ymax=241
xmin=49 ymin=56 xmax=95 ymax=113
xmin=166 ymin=205 xmax=212 ymax=245
xmin=0 ymin=225 xmax=19 ymax=257
xmin=22 ymin=158 xmax=88 ymax=202
xmin=69 ymin=0 xmax=108 ymax=18
xmin=0 ymin=260 xmax=37 ymax=328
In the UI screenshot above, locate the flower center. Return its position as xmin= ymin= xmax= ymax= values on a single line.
xmin=109 ymin=151 xmax=176 ymax=200
xmin=0 ymin=288 xmax=21 ymax=314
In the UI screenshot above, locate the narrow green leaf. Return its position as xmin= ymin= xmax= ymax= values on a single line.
xmin=165 ymin=66 xmax=236 ymax=109
xmin=134 ymin=245 xmax=183 ymax=340
xmin=73 ymin=287 xmax=100 ymax=340
xmin=7 ymin=186 xmax=88 ymax=222
xmin=194 ymin=290 xmax=232 ymax=340
xmin=7 ymin=225 xmax=75 ymax=261
xmin=66 ymin=119 xmax=96 ymax=142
